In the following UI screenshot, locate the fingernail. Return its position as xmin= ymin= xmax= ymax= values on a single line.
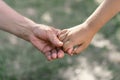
xmin=70 ymin=53 xmax=73 ymax=56
xmin=58 ymin=42 xmax=63 ymax=46
xmin=68 ymin=48 xmax=73 ymax=54
xmin=68 ymin=52 xmax=73 ymax=56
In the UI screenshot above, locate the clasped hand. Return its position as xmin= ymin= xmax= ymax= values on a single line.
xmin=29 ymin=23 xmax=95 ymax=61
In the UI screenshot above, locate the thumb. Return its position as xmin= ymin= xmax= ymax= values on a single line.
xmin=51 ymin=27 xmax=61 ymax=36
xmin=48 ymin=31 xmax=63 ymax=47
xmin=73 ymin=44 xmax=86 ymax=54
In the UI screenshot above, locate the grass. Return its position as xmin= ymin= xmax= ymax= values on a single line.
xmin=0 ymin=0 xmax=120 ymax=80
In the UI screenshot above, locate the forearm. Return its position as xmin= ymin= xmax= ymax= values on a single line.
xmin=0 ymin=0 xmax=36 ymax=41
xmin=84 ymin=0 xmax=120 ymax=33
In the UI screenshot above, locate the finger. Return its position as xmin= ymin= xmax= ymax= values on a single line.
xmin=73 ymin=44 xmax=87 ymax=54
xmin=67 ymin=48 xmax=73 ymax=55
xmin=51 ymin=27 xmax=61 ymax=35
xmin=42 ymin=45 xmax=53 ymax=53
xmin=59 ymin=33 xmax=67 ymax=41
xmin=51 ymin=49 xmax=57 ymax=59
xmin=45 ymin=52 xmax=52 ymax=61
xmin=58 ymin=29 xmax=68 ymax=41
xmin=30 ymin=35 xmax=54 ymax=61
xmin=48 ymin=31 xmax=63 ymax=47
xmin=59 ymin=29 xmax=68 ymax=35
xmin=63 ymin=40 xmax=73 ymax=53
xmin=30 ymin=35 xmax=45 ymax=52
xmin=57 ymin=48 xmax=65 ymax=58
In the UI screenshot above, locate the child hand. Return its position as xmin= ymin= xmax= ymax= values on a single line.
xmin=59 ymin=23 xmax=96 ymax=55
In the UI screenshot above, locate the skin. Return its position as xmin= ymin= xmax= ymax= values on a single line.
xmin=59 ymin=0 xmax=120 ymax=55
xmin=59 ymin=23 xmax=95 ymax=55
xmin=1 ymin=0 xmax=120 ymax=60
xmin=30 ymin=24 xmax=64 ymax=60
xmin=0 ymin=0 xmax=64 ymax=61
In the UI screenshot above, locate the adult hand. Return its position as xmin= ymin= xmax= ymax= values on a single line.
xmin=29 ymin=24 xmax=64 ymax=61
xmin=0 ymin=1 xmax=64 ymax=60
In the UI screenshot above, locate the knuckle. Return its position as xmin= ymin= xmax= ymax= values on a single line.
xmin=46 ymin=29 xmax=52 ymax=33
xmin=83 ymin=44 xmax=88 ymax=49
xmin=75 ymin=51 xmax=80 ymax=54
xmin=63 ymin=46 xmax=68 ymax=52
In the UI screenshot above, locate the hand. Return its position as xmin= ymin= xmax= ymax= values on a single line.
xmin=30 ymin=35 xmax=64 ymax=61
xmin=32 ymin=24 xmax=63 ymax=47
xmin=0 ymin=1 xmax=64 ymax=61
xmin=28 ymin=24 xmax=64 ymax=61
xmin=59 ymin=23 xmax=95 ymax=55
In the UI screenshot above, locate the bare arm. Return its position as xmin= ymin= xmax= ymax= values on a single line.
xmin=0 ymin=0 xmax=36 ymax=41
xmin=0 ymin=0 xmax=64 ymax=60
xmin=85 ymin=0 xmax=120 ymax=33
xmin=59 ymin=0 xmax=120 ymax=54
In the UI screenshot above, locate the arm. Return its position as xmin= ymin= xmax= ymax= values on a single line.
xmin=85 ymin=0 xmax=120 ymax=34
xmin=0 ymin=0 xmax=64 ymax=60
xmin=0 ymin=0 xmax=36 ymax=41
xmin=59 ymin=0 xmax=120 ymax=54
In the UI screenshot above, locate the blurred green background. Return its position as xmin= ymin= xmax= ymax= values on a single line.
xmin=0 ymin=0 xmax=120 ymax=80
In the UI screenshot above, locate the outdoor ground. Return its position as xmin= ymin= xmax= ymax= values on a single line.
xmin=0 ymin=0 xmax=120 ymax=80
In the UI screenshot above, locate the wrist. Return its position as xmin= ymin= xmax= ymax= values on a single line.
xmin=13 ymin=17 xmax=37 ymax=41
xmin=84 ymin=20 xmax=102 ymax=35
